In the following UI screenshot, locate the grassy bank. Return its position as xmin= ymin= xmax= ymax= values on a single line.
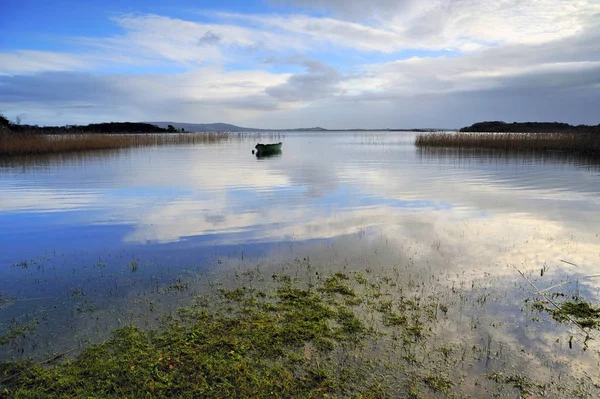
xmin=415 ymin=132 xmax=600 ymax=154
xmin=0 ymin=133 xmax=231 ymax=156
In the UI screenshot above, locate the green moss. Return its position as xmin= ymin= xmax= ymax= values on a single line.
xmin=336 ymin=307 xmax=365 ymax=335
xmin=423 ymin=373 xmax=453 ymax=393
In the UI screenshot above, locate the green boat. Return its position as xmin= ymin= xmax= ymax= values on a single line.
xmin=254 ymin=142 xmax=282 ymax=155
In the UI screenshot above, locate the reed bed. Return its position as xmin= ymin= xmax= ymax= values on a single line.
xmin=415 ymin=132 xmax=600 ymax=154
xmin=0 ymin=132 xmax=232 ymax=156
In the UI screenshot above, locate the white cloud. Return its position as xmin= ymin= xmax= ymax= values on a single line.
xmin=219 ymin=13 xmax=410 ymax=52
xmin=0 ymin=51 xmax=89 ymax=74
xmin=1 ymin=1 xmax=599 ymax=126
xmin=0 ymin=67 xmax=294 ymax=125
xmin=99 ymin=14 xmax=309 ymax=64
xmin=282 ymin=0 xmax=600 ymax=47
xmin=0 ymin=14 xmax=309 ymax=75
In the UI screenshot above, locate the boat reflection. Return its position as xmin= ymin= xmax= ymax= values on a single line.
xmin=256 ymin=149 xmax=282 ymax=159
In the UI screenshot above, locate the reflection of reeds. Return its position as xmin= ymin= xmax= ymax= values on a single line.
xmin=416 ymin=143 xmax=600 ymax=172
xmin=415 ymin=132 xmax=600 ymax=155
xmin=0 ymin=132 xmax=232 ymax=156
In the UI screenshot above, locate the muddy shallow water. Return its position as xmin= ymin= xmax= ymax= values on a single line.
xmin=1 ymin=132 xmax=599 ymax=396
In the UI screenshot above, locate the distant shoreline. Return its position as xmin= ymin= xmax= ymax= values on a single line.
xmin=3 ymin=113 xmax=598 ymax=135
xmin=460 ymin=121 xmax=599 ymax=134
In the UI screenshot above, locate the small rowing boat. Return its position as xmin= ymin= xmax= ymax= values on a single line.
xmin=254 ymin=142 xmax=282 ymax=155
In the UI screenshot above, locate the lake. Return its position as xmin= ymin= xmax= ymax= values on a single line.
xmin=1 ymin=132 xmax=600 ymax=395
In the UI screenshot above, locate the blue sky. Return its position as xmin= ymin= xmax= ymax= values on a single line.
xmin=1 ymin=0 xmax=599 ymax=128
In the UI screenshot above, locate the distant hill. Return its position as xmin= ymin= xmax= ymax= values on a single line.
xmin=460 ymin=121 xmax=600 ymax=133
xmin=149 ymin=122 xmax=332 ymax=132
xmin=291 ymin=127 xmax=328 ymax=131
xmin=150 ymin=122 xmax=263 ymax=132
xmin=1 ymin=113 xmax=450 ymax=133
xmin=148 ymin=123 xmax=452 ymax=132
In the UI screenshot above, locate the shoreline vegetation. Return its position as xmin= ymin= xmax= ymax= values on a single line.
xmin=459 ymin=121 xmax=600 ymax=134
xmin=3 ymin=114 xmax=600 ymax=157
xmin=2 ymin=267 xmax=599 ymax=398
xmin=415 ymin=132 xmax=600 ymax=155
xmin=414 ymin=120 xmax=599 ymax=155
xmin=0 ymin=116 xmax=287 ymax=157
xmin=0 ymin=116 xmax=232 ymax=156
xmin=0 ymin=133 xmax=233 ymax=156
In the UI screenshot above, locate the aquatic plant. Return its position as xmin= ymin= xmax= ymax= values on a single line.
xmin=2 ymin=266 xmax=597 ymax=398
xmin=0 ymin=274 xmax=379 ymax=398
xmin=0 ymin=132 xmax=232 ymax=156
xmin=487 ymin=371 xmax=544 ymax=397
xmin=415 ymin=132 xmax=600 ymax=155
xmin=0 ymin=321 xmax=34 ymax=347
xmin=533 ymin=298 xmax=600 ymax=330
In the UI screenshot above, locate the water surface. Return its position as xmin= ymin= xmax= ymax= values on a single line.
xmin=1 ymin=132 xmax=599 ymax=393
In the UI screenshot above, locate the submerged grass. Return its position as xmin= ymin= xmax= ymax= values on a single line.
xmin=0 ymin=322 xmax=34 ymax=347
xmin=532 ymin=297 xmax=600 ymax=330
xmin=415 ymin=131 xmax=600 ymax=155
xmin=487 ymin=371 xmax=544 ymax=398
xmin=0 ymin=132 xmax=231 ymax=156
xmin=2 ymin=266 xmax=598 ymax=398
xmin=0 ymin=274 xmax=380 ymax=398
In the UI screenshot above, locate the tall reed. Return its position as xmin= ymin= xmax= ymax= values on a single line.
xmin=0 ymin=132 xmax=232 ymax=156
xmin=415 ymin=132 xmax=600 ymax=154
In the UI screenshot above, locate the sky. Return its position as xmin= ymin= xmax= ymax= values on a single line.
xmin=1 ymin=0 xmax=599 ymax=129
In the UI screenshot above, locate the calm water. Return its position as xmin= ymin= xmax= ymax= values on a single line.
xmin=1 ymin=132 xmax=600 ymax=389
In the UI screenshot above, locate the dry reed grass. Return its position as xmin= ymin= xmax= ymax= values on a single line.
xmin=0 ymin=132 xmax=232 ymax=156
xmin=415 ymin=132 xmax=600 ymax=154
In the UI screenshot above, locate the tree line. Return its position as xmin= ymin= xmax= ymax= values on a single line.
xmin=0 ymin=115 xmax=184 ymax=134
xmin=460 ymin=121 xmax=600 ymax=133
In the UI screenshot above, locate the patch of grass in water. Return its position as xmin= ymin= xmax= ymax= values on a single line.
xmin=129 ymin=260 xmax=139 ymax=273
xmin=529 ymin=297 xmax=600 ymax=330
xmin=3 ymin=268 xmax=595 ymax=398
xmin=553 ymin=300 xmax=600 ymax=329
xmin=219 ymin=286 xmax=251 ymax=302
xmin=487 ymin=371 xmax=544 ymax=397
xmin=0 ymin=321 xmax=35 ymax=346
xmin=12 ymin=261 xmax=29 ymax=269
xmin=0 ymin=293 xmax=16 ymax=310
xmin=0 ymin=276 xmax=374 ymax=398
xmin=423 ymin=373 xmax=453 ymax=393
xmin=384 ymin=312 xmax=408 ymax=327
xmin=318 ymin=273 xmax=357 ymax=297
